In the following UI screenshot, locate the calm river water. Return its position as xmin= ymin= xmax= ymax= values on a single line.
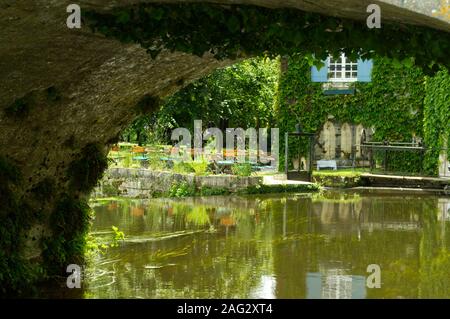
xmin=85 ymin=190 xmax=450 ymax=299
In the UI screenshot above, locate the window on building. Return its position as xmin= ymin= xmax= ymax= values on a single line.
xmin=311 ymin=54 xmax=373 ymax=84
xmin=328 ymin=54 xmax=358 ymax=82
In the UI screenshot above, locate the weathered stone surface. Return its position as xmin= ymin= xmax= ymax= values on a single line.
xmin=96 ymin=168 xmax=262 ymax=198
xmin=360 ymin=173 xmax=450 ymax=189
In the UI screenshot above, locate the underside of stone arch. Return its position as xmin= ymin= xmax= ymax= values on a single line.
xmin=0 ymin=0 xmax=449 ymax=294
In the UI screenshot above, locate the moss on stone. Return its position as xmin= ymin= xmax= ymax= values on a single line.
xmin=31 ymin=178 xmax=55 ymax=201
xmin=42 ymin=194 xmax=92 ymax=275
xmin=68 ymin=143 xmax=108 ymax=193
xmin=0 ymin=142 xmax=109 ymax=294
xmin=199 ymin=187 xmax=231 ymax=196
xmin=0 ymin=156 xmax=44 ymax=295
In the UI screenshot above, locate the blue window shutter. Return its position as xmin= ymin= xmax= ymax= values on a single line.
xmin=311 ymin=61 xmax=328 ymax=82
xmin=357 ymin=59 xmax=373 ymax=82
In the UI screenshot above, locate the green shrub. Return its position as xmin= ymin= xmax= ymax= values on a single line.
xmin=110 ymin=226 xmax=125 ymax=248
xmin=120 ymin=153 xmax=133 ymax=168
xmin=199 ymin=187 xmax=230 ymax=196
xmin=240 ymin=183 xmax=320 ymax=194
xmin=231 ymin=163 xmax=252 ymax=177
xmin=173 ymin=161 xmax=195 ymax=174
xmin=148 ymin=155 xmax=166 ymax=171
xmin=169 ymin=181 xmax=196 ymax=197
xmin=190 ymin=160 xmax=210 ymax=176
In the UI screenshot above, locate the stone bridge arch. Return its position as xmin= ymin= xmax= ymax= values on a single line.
xmin=0 ymin=0 xmax=449 ymax=293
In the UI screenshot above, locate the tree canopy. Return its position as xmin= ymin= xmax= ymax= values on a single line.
xmin=122 ymin=57 xmax=279 ymax=144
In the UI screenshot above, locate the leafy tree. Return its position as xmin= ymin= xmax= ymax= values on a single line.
xmin=124 ymin=57 xmax=279 ymax=144
xmin=120 ymin=115 xmax=153 ymax=145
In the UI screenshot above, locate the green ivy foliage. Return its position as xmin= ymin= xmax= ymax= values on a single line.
xmin=85 ymin=3 xmax=450 ymax=74
xmin=42 ymin=195 xmax=92 ymax=274
xmin=1 ymin=143 xmax=108 ymax=294
xmin=0 ymin=157 xmax=44 ymax=295
xmin=276 ymin=55 xmax=426 ymax=173
xmin=423 ymin=69 xmax=450 ymax=175
xmin=168 ymin=181 xmax=196 ymax=198
xmin=68 ymin=143 xmax=108 ymax=193
xmin=120 ymin=57 xmax=278 ymax=145
xmin=231 ymin=163 xmax=253 ymax=177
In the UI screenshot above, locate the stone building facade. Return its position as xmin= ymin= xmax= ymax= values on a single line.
xmin=314 ymin=121 xmax=373 ymax=167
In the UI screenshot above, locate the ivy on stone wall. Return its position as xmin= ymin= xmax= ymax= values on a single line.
xmin=42 ymin=195 xmax=92 ymax=275
xmin=42 ymin=143 xmax=107 ymax=275
xmin=0 ymin=157 xmax=44 ymax=295
xmin=0 ymin=143 xmax=107 ymax=295
xmin=85 ymin=3 xmax=450 ymax=75
xmin=276 ymin=55 xmax=426 ymax=173
xmin=423 ymin=69 xmax=450 ymax=175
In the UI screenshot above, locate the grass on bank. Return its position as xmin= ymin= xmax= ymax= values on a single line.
xmin=312 ymin=168 xmax=365 ymax=178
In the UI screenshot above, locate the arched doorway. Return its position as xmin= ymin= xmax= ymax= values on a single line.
xmin=340 ymin=123 xmax=352 ymax=159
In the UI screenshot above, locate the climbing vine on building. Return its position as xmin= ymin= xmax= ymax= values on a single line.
xmin=423 ymin=69 xmax=450 ymax=175
xmin=275 ymin=55 xmax=426 ymax=173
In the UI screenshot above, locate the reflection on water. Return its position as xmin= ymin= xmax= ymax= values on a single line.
xmin=86 ymin=191 xmax=450 ymax=299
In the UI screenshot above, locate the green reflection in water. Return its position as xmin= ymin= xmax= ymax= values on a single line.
xmin=85 ymin=191 xmax=450 ymax=299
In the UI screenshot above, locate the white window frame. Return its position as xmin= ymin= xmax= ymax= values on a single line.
xmin=327 ymin=54 xmax=358 ymax=83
